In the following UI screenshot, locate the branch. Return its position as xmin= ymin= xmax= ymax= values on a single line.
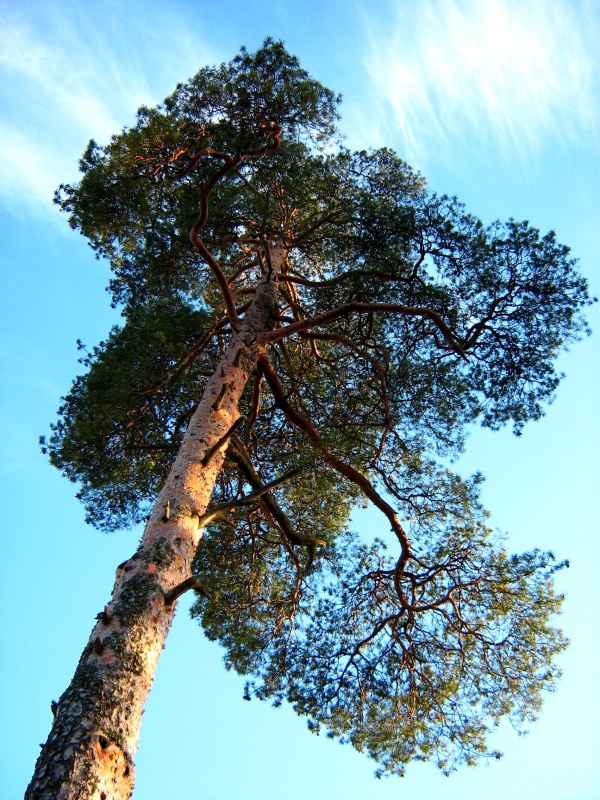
xmin=461 ymin=294 xmax=508 ymax=349
xmin=258 ymin=353 xmax=412 ymax=581
xmin=407 ymin=579 xmax=480 ymax=614
xmin=161 ymin=314 xmax=228 ymax=387
xmin=162 ymin=577 xmax=211 ymax=606
xmin=245 ymin=368 xmax=263 ymax=443
xmin=293 ymin=208 xmax=346 ymax=243
xmin=201 ymin=417 xmax=245 ymax=467
xmin=239 ymin=121 xmax=283 ymax=157
xmin=235 ymin=169 xmax=266 ymax=200
xmin=196 ymin=463 xmax=303 ymax=528
xmin=130 ymin=442 xmax=180 ymax=451
xmin=126 ymin=315 xmax=228 ymax=433
xmin=300 ymin=331 xmax=392 ymax=429
xmin=228 ymin=436 xmax=325 ymax=571
xmin=189 ymin=154 xmax=241 ymax=330
xmin=171 ymin=147 xmax=236 ymax=183
xmin=258 ymin=302 xmax=465 ymax=355
xmin=279 ymin=268 xmax=399 ymax=288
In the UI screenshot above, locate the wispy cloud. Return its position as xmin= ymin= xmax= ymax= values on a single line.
xmin=364 ymin=0 xmax=599 ymax=162
xmin=0 ymin=0 xmax=217 ymax=217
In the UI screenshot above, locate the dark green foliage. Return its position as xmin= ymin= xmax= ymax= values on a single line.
xmin=46 ymin=40 xmax=592 ymax=775
xmin=55 ymin=39 xmax=340 ymax=309
xmin=42 ymin=297 xmax=221 ymax=529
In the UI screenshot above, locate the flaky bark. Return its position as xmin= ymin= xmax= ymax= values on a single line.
xmin=25 ymin=252 xmax=283 ymax=800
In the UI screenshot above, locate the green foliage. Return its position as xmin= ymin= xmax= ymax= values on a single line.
xmin=55 ymin=39 xmax=340 ymax=309
xmin=193 ymin=473 xmax=567 ymax=776
xmin=46 ymin=40 xmax=591 ymax=774
xmin=42 ymin=297 xmax=220 ymax=529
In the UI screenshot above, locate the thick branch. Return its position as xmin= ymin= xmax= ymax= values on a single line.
xmin=201 ymin=417 xmax=244 ymax=466
xmin=258 ymin=353 xmax=412 ymax=578
xmin=245 ymin=368 xmax=263 ymax=442
xmin=280 ymin=268 xmax=399 ymax=288
xmin=196 ymin=464 xmax=303 ymax=528
xmin=258 ymin=302 xmax=465 ymax=354
xmin=171 ymin=147 xmax=236 ymax=182
xmin=239 ymin=121 xmax=283 ymax=157
xmin=162 ymin=577 xmax=210 ymax=606
xmin=228 ymin=436 xmax=324 ymax=569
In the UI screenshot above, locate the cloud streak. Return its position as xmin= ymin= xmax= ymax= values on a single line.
xmin=0 ymin=0 xmax=216 ymax=216
xmin=364 ymin=0 xmax=599 ymax=162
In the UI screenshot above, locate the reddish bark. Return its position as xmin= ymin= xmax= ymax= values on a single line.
xmin=25 ymin=252 xmax=284 ymax=800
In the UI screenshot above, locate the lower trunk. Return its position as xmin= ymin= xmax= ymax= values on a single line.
xmin=26 ymin=265 xmax=280 ymax=800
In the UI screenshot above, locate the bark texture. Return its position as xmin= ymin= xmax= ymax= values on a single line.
xmin=25 ymin=254 xmax=282 ymax=800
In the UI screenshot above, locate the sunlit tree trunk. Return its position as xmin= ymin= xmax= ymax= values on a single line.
xmin=25 ymin=256 xmax=282 ymax=800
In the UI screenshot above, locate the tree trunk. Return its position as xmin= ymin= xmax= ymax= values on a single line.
xmin=25 ymin=255 xmax=282 ymax=800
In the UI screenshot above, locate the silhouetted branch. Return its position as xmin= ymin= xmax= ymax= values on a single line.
xmin=259 ymin=353 xmax=412 ymax=591
xmin=259 ymin=302 xmax=465 ymax=354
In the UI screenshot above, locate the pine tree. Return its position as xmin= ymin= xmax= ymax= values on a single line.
xmin=28 ymin=40 xmax=592 ymax=799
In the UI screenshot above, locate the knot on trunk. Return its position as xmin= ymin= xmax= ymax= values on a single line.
xmin=91 ymin=731 xmax=135 ymax=798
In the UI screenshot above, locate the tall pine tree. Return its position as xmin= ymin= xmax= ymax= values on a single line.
xmin=29 ymin=40 xmax=591 ymax=799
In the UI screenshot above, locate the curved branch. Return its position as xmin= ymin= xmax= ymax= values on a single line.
xmin=258 ymin=302 xmax=465 ymax=355
xmin=279 ymin=268 xmax=399 ymax=289
xmin=228 ymin=436 xmax=324 ymax=572
xmin=406 ymin=579 xmax=480 ymax=614
xmin=171 ymin=147 xmax=236 ymax=183
xmin=189 ymin=154 xmax=241 ymax=330
xmin=163 ymin=577 xmax=211 ymax=606
xmin=227 ymin=256 xmax=260 ymax=286
xmin=293 ymin=208 xmax=346 ymax=243
xmin=240 ymin=122 xmax=283 ymax=157
xmin=258 ymin=353 xmax=412 ymax=581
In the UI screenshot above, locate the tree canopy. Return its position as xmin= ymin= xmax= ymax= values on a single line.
xmin=43 ymin=39 xmax=592 ymax=777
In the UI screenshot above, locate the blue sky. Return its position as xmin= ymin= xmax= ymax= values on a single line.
xmin=1 ymin=1 xmax=599 ymax=798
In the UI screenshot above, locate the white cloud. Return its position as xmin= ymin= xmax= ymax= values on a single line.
xmin=0 ymin=0 xmax=217 ymax=217
xmin=364 ymin=0 xmax=599 ymax=162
